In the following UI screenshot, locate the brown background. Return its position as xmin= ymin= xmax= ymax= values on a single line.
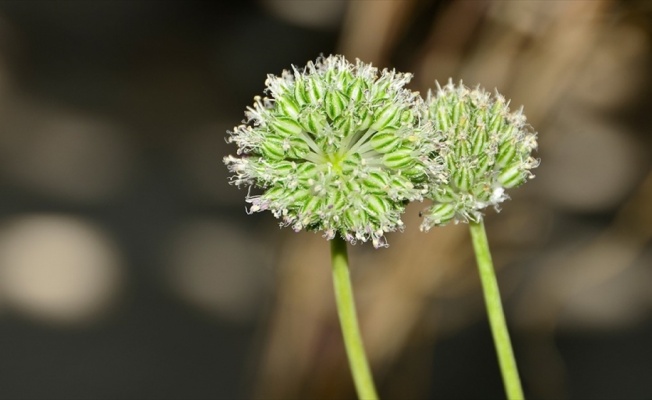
xmin=0 ymin=1 xmax=650 ymax=399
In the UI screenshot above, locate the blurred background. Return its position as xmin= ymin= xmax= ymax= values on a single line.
xmin=0 ymin=0 xmax=650 ymax=399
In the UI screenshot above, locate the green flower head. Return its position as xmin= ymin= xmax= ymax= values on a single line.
xmin=420 ymin=80 xmax=539 ymax=230
xmin=224 ymin=55 xmax=436 ymax=248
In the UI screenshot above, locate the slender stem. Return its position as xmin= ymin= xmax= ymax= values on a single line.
xmin=330 ymin=236 xmax=379 ymax=400
xmin=469 ymin=220 xmax=524 ymax=400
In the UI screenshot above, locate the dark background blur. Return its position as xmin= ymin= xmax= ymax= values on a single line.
xmin=0 ymin=1 xmax=651 ymax=399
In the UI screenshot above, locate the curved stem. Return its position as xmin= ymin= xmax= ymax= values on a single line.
xmin=330 ymin=236 xmax=379 ymax=400
xmin=469 ymin=220 xmax=524 ymax=400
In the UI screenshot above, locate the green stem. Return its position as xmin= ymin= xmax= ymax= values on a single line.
xmin=330 ymin=235 xmax=379 ymax=400
xmin=469 ymin=220 xmax=524 ymax=400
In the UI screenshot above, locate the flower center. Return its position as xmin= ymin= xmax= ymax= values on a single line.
xmin=326 ymin=152 xmax=346 ymax=174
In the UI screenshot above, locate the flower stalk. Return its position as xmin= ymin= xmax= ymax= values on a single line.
xmin=331 ymin=235 xmax=379 ymax=400
xmin=420 ymin=80 xmax=536 ymax=399
xmin=469 ymin=219 xmax=523 ymax=400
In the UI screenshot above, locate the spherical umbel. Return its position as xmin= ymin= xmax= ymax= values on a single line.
xmin=224 ymin=55 xmax=436 ymax=248
xmin=420 ymin=80 xmax=539 ymax=230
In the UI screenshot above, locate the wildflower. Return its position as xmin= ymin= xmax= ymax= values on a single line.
xmin=224 ymin=55 xmax=436 ymax=248
xmin=420 ymin=80 xmax=539 ymax=230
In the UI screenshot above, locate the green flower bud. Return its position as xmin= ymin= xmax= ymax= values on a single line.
xmin=421 ymin=203 xmax=456 ymax=230
xmin=382 ymin=148 xmax=415 ymax=169
xmin=357 ymin=107 xmax=374 ymax=132
xmin=420 ymin=80 xmax=538 ymax=229
xmin=307 ymin=76 xmax=325 ymax=104
xmin=363 ymin=172 xmax=390 ymax=193
xmin=325 ymin=90 xmax=348 ymax=121
xmin=260 ymin=137 xmax=286 ymax=160
xmin=332 ymin=114 xmax=356 ymax=137
xmin=371 ymin=103 xmax=401 ymax=131
xmin=286 ymin=136 xmax=311 ymax=159
xmin=363 ymin=195 xmax=390 ymax=219
xmin=300 ymin=109 xmax=327 ymax=134
xmin=272 ymin=161 xmax=295 ymax=176
xmin=370 ymin=132 xmax=401 ymax=153
xmin=496 ymin=140 xmax=517 ymax=168
xmin=300 ymin=196 xmax=323 ymax=221
xmin=293 ymin=77 xmax=309 ymax=106
xmin=498 ymin=163 xmax=527 ymax=188
xmin=296 ymin=161 xmax=317 ymax=178
xmin=471 ymin=125 xmax=488 ymax=155
xmin=452 ymin=165 xmax=474 ymax=192
xmin=347 ymin=77 xmax=367 ymax=103
xmin=272 ymin=116 xmax=304 ymax=137
xmin=275 ymin=96 xmax=300 ymax=119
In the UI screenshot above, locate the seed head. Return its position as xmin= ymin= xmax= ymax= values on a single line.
xmin=420 ymin=80 xmax=539 ymax=230
xmin=224 ymin=55 xmax=436 ymax=248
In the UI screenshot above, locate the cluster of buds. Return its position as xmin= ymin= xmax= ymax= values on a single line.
xmin=224 ymin=55 xmax=436 ymax=248
xmin=420 ymin=80 xmax=539 ymax=230
xmin=225 ymin=56 xmax=538 ymax=246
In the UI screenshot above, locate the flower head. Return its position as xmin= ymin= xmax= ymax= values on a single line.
xmin=224 ymin=55 xmax=435 ymax=248
xmin=420 ymin=80 xmax=539 ymax=230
